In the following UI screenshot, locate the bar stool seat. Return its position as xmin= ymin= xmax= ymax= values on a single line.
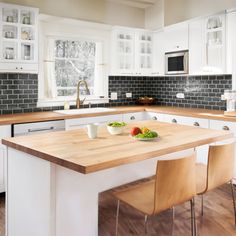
xmin=113 ymin=179 xmax=155 ymax=215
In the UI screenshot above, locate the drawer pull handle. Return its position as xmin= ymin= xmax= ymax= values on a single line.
xmin=28 ymin=127 xmax=54 ymax=133
xmin=172 ymin=119 xmax=177 ymax=124
xmin=152 ymin=116 xmax=157 ymax=120
xmin=130 ymin=116 xmax=135 ymax=120
xmin=193 ymin=122 xmax=200 ymax=127
xmin=223 ymin=126 xmax=230 ymax=131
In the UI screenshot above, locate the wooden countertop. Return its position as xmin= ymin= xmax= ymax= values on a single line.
xmin=1 ymin=106 xmax=236 ymax=126
xmin=0 ymin=107 xmax=144 ymax=125
xmin=2 ymin=121 xmax=233 ymax=174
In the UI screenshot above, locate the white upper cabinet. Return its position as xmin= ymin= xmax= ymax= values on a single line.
xmin=111 ymin=27 xmax=153 ymax=76
xmin=111 ymin=28 xmax=135 ymax=75
xmin=135 ymin=30 xmax=153 ymax=75
xmin=164 ymin=22 xmax=189 ymax=52
xmin=152 ymin=30 xmax=165 ymax=75
xmin=189 ymin=18 xmax=205 ymax=74
xmin=226 ymin=10 xmax=236 ymax=88
xmin=204 ymin=13 xmax=226 ymax=73
xmin=0 ymin=3 xmax=38 ymax=73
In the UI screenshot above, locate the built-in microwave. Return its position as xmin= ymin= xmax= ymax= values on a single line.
xmin=165 ymin=50 xmax=189 ymax=75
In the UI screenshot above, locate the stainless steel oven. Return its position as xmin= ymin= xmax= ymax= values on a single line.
xmin=165 ymin=50 xmax=189 ymax=75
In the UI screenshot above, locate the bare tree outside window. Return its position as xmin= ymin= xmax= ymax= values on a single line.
xmin=54 ymin=40 xmax=96 ymax=97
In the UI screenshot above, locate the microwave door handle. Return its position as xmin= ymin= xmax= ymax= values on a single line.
xmin=184 ymin=53 xmax=188 ymax=73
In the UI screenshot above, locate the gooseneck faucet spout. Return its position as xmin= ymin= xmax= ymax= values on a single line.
xmin=76 ymin=80 xmax=90 ymax=109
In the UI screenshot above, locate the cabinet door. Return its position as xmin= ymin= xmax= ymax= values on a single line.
xmin=65 ymin=114 xmax=123 ymax=130
xmin=205 ymin=13 xmax=226 ymax=73
xmin=123 ymin=112 xmax=147 ymax=123
xmin=111 ymin=28 xmax=135 ymax=75
xmin=189 ymin=19 xmax=205 ymax=74
xmin=164 ymin=22 xmax=189 ymax=52
xmin=135 ymin=31 xmax=153 ymax=75
xmin=0 ymin=3 xmax=38 ymax=73
xmin=0 ymin=125 xmax=11 ymax=193
xmin=152 ymin=30 xmax=165 ymax=75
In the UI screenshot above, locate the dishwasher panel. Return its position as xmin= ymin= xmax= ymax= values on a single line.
xmin=13 ymin=120 xmax=65 ymax=136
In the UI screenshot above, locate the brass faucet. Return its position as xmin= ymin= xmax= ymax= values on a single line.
xmin=76 ymin=80 xmax=90 ymax=109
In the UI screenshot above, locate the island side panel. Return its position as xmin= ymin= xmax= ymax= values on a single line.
xmin=6 ymin=148 xmax=56 ymax=236
xmin=55 ymin=149 xmax=194 ymax=236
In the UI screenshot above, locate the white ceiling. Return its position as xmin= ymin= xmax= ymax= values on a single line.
xmin=107 ymin=0 xmax=156 ymax=9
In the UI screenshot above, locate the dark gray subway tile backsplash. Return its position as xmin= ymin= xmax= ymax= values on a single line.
xmin=0 ymin=73 xmax=232 ymax=115
xmin=108 ymin=75 xmax=232 ymax=110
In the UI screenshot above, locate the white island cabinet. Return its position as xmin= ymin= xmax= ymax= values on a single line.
xmin=4 ymin=120 xmax=232 ymax=236
xmin=0 ymin=125 xmax=11 ymax=192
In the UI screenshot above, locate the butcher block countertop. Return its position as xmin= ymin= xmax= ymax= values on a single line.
xmin=1 ymin=106 xmax=236 ymax=126
xmin=2 ymin=120 xmax=233 ymax=174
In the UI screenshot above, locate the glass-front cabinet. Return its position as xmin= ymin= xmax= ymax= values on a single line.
xmin=111 ymin=27 xmax=153 ymax=76
xmin=0 ymin=3 xmax=38 ymax=73
xmin=205 ymin=13 xmax=226 ymax=73
xmin=135 ymin=31 xmax=153 ymax=74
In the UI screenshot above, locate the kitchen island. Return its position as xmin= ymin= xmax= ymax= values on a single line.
xmin=2 ymin=120 xmax=233 ymax=236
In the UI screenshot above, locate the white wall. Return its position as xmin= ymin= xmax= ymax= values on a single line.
xmin=145 ymin=0 xmax=164 ymax=30
xmin=1 ymin=0 xmax=145 ymax=28
xmin=165 ymin=0 xmax=236 ymax=26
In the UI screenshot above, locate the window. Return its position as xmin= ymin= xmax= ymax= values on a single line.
xmin=55 ymin=39 xmax=96 ymax=96
xmin=43 ymin=36 xmax=106 ymax=101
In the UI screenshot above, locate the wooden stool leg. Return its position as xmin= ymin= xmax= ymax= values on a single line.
xmin=230 ymin=181 xmax=236 ymax=227
xmin=115 ymin=200 xmax=120 ymax=236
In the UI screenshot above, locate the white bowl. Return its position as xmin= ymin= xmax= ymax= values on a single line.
xmin=107 ymin=125 xmax=125 ymax=135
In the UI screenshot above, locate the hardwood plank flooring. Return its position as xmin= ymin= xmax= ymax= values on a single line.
xmin=99 ymin=184 xmax=236 ymax=236
xmin=0 ymin=185 xmax=235 ymax=236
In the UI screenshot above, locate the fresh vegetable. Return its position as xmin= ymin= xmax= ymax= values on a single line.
xmin=130 ymin=127 xmax=142 ymax=136
xmin=141 ymin=127 xmax=150 ymax=134
xmin=108 ymin=122 xmax=126 ymax=127
xmin=135 ymin=131 xmax=158 ymax=139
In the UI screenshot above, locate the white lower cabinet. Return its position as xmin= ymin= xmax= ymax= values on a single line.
xmin=146 ymin=113 xmax=209 ymax=164
xmin=65 ymin=114 xmax=123 ymax=131
xmin=0 ymin=125 xmax=11 ymax=193
xmin=209 ymin=119 xmax=236 ymax=179
xmin=146 ymin=112 xmax=166 ymax=122
xmin=122 ymin=112 xmax=147 ymax=123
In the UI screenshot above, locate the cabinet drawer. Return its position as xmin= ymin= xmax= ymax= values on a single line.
xmin=122 ymin=112 xmax=146 ymax=122
xmin=0 ymin=63 xmax=38 ymax=73
xmin=180 ymin=116 xmax=209 ymax=128
xmin=209 ymin=119 xmax=236 ymax=134
xmin=146 ymin=112 xmax=166 ymax=122
xmin=66 ymin=115 xmax=123 ymax=130
xmin=163 ymin=114 xmax=186 ymax=125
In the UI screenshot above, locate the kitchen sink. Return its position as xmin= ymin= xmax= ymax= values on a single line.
xmin=54 ymin=107 xmax=116 ymax=115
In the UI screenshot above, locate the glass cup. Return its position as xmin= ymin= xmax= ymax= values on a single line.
xmin=87 ymin=123 xmax=98 ymax=139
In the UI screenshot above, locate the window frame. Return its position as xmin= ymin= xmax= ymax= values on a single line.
xmin=38 ymin=18 xmax=110 ymax=108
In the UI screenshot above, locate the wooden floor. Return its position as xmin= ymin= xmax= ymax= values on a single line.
xmin=0 ymin=184 xmax=235 ymax=236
